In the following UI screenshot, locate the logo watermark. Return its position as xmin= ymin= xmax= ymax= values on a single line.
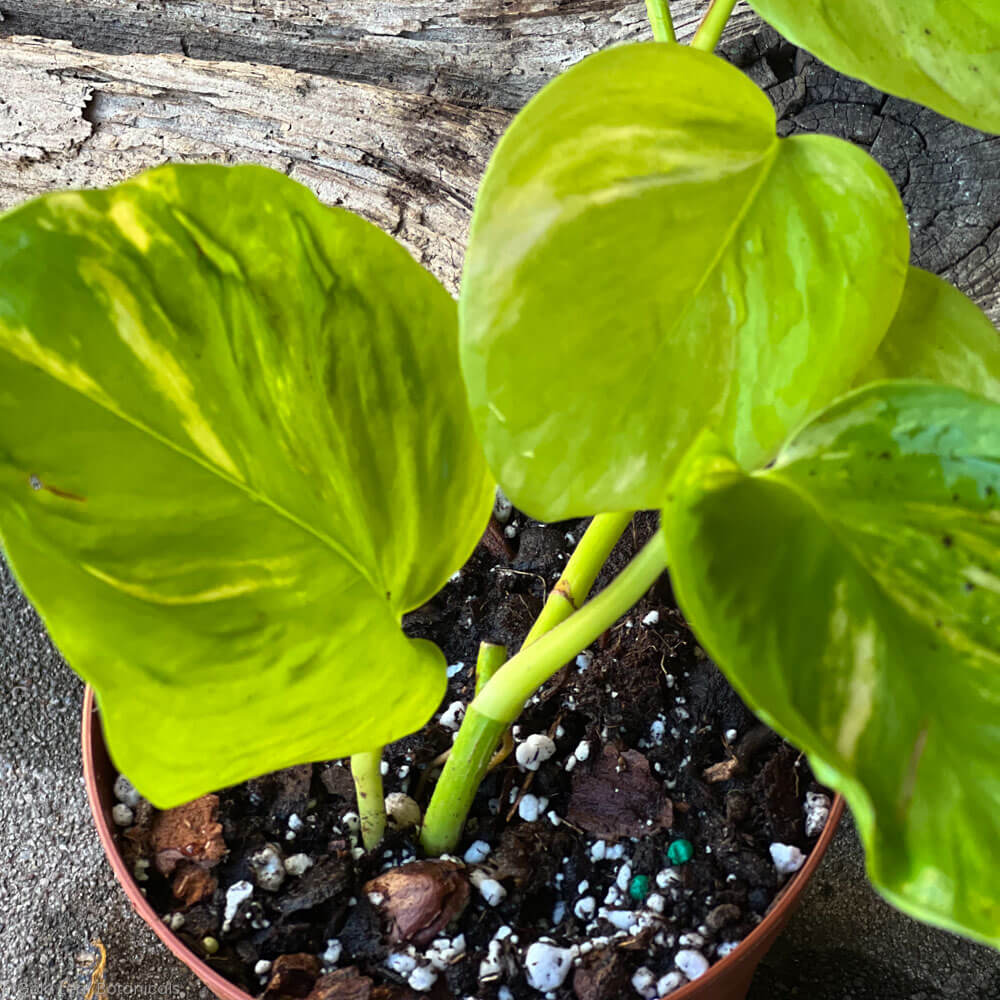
xmin=75 ymin=939 xmax=190 ymax=998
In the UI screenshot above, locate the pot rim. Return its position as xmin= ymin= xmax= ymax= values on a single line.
xmin=82 ymin=686 xmax=845 ymax=1000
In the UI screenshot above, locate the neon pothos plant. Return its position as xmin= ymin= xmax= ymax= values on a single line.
xmin=1 ymin=0 xmax=999 ymax=948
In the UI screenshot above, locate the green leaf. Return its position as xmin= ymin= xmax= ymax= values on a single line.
xmin=460 ymin=43 xmax=909 ymax=521
xmin=749 ymin=0 xmax=1000 ymax=134
xmin=0 ymin=164 xmax=494 ymax=807
xmin=662 ymin=384 xmax=1000 ymax=946
xmin=857 ymin=267 xmax=1000 ymax=402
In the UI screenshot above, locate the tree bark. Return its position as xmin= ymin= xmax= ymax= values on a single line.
xmin=0 ymin=1 xmax=759 ymax=110
xmin=0 ymin=7 xmax=998 ymax=315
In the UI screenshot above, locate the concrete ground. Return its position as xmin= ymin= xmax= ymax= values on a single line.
xmin=1 ymin=558 xmax=998 ymax=1000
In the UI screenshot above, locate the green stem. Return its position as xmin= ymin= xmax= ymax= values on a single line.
xmin=690 ymin=0 xmax=739 ymax=51
xmin=645 ymin=0 xmax=677 ymax=42
xmin=522 ymin=511 xmax=634 ymax=649
xmin=475 ymin=641 xmax=508 ymax=696
xmin=420 ymin=707 xmax=508 ymax=856
xmin=475 ymin=533 xmax=668 ymax=723
xmin=351 ymin=749 xmax=386 ymax=851
xmin=419 ymin=533 xmax=668 ymax=853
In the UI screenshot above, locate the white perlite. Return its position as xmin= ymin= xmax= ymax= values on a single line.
xmin=716 ymin=941 xmax=739 ymax=958
xmin=770 ymin=842 xmax=807 ymax=875
xmin=439 ymin=701 xmax=466 ymax=731
xmin=518 ymin=794 xmax=547 ymax=822
xmin=320 ymin=939 xmax=342 ymax=968
xmin=524 ymin=941 xmax=574 ymax=992
xmin=222 ymin=881 xmax=254 ymax=933
xmin=804 ymin=791 xmax=832 ymax=838
xmin=515 ymin=734 xmax=557 ymax=771
xmin=675 ymin=949 xmax=709 ymax=980
xmin=111 ymin=803 xmax=134 ymax=827
xmin=408 ymin=965 xmax=438 ymax=992
xmin=385 ymin=792 xmax=422 ymax=830
xmin=253 ymin=960 xmax=272 ymax=976
xmin=646 ymin=893 xmax=666 ymax=913
xmin=615 ymin=863 xmax=633 ymax=892
xmin=386 ymin=953 xmax=418 ymax=975
xmin=631 ymin=966 xmax=657 ymax=998
xmin=657 ymin=971 xmax=686 ymax=995
xmin=463 ymin=840 xmax=491 ymax=864
xmin=113 ymin=774 xmax=141 ymax=808
xmin=249 ymin=844 xmax=285 ymax=892
xmin=573 ymin=896 xmax=596 ymax=920
xmin=656 ymin=868 xmax=681 ymax=889
xmin=641 ymin=610 xmax=660 ymax=626
xmin=477 ymin=877 xmax=507 ymax=907
xmin=478 ymin=940 xmax=503 ymax=980
xmin=573 ymin=740 xmax=591 ymax=762
xmin=284 ymin=854 xmax=313 ymax=877
xmin=494 ymin=489 xmax=513 ymax=523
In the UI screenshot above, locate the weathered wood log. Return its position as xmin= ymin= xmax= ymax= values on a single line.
xmin=0 ymin=35 xmax=509 ymax=290
xmin=0 ymin=0 xmax=760 ymax=111
xmin=3 ymin=26 xmax=997 ymax=317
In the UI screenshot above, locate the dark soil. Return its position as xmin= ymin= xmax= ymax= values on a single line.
xmin=115 ymin=510 xmax=830 ymax=1000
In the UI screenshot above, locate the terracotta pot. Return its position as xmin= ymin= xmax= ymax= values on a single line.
xmin=83 ymin=687 xmax=845 ymax=1000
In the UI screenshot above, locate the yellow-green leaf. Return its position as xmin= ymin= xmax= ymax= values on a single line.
xmin=663 ymin=383 xmax=1000 ymax=946
xmin=749 ymin=0 xmax=1000 ymax=134
xmin=0 ymin=165 xmax=494 ymax=806
xmin=857 ymin=267 xmax=1000 ymax=402
xmin=460 ymin=43 xmax=909 ymax=521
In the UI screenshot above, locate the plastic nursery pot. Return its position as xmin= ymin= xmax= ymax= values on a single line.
xmin=83 ymin=687 xmax=845 ymax=1000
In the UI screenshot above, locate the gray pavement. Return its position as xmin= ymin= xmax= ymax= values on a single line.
xmin=1 ymin=558 xmax=997 ymax=1000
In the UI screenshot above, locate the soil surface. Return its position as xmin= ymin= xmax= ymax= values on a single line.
xmin=115 ymin=511 xmax=830 ymax=1000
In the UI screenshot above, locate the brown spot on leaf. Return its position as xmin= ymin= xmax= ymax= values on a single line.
xmin=566 ymin=745 xmax=673 ymax=840
xmin=364 ymin=860 xmax=469 ymax=947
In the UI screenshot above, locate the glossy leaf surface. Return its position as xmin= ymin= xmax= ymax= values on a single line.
xmin=857 ymin=267 xmax=1000 ymax=402
xmin=461 ymin=43 xmax=909 ymax=520
xmin=0 ymin=165 xmax=494 ymax=806
xmin=663 ymin=384 xmax=1000 ymax=945
xmin=749 ymin=0 xmax=1000 ymax=134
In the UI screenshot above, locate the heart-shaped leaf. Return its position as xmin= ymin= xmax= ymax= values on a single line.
xmin=460 ymin=43 xmax=909 ymax=521
xmin=0 ymin=165 xmax=494 ymax=806
xmin=749 ymin=0 xmax=1000 ymax=134
xmin=857 ymin=267 xmax=1000 ymax=402
xmin=663 ymin=384 xmax=1000 ymax=946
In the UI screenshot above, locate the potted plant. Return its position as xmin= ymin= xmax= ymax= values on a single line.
xmin=1 ymin=1 xmax=998 ymax=998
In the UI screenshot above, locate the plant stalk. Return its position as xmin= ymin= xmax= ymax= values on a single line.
xmin=645 ymin=0 xmax=677 ymax=43
xmin=419 ymin=532 xmax=668 ymax=853
xmin=522 ymin=511 xmax=634 ymax=648
xmin=419 ymin=707 xmax=509 ymax=856
xmin=690 ymin=0 xmax=739 ymax=51
xmin=475 ymin=641 xmax=508 ymax=696
xmin=351 ymin=749 xmax=386 ymax=851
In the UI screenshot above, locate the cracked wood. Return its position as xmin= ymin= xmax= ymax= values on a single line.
xmin=0 ymin=1 xmax=760 ymax=111
xmin=1 ymin=22 xmax=999 ymax=319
